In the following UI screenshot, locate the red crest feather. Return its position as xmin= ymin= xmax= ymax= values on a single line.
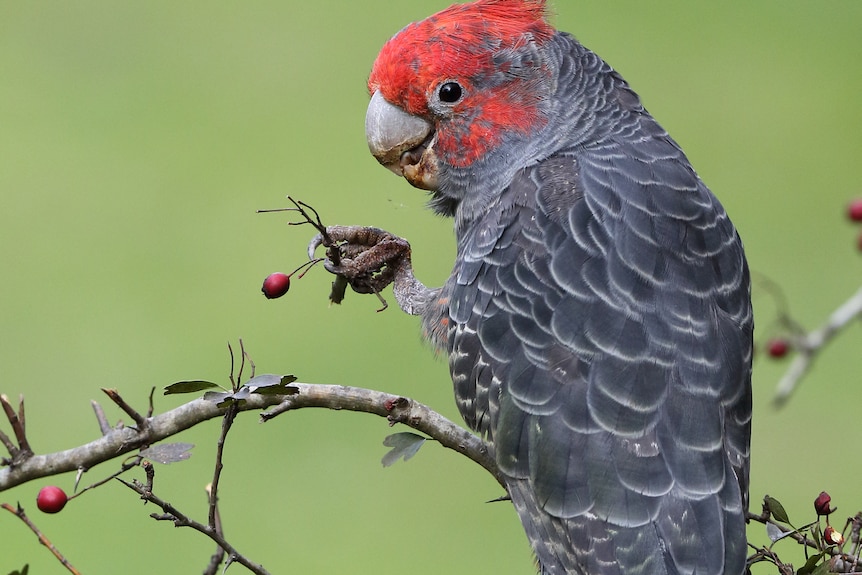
xmin=368 ymin=0 xmax=553 ymax=116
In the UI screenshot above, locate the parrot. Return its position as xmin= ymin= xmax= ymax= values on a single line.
xmin=360 ymin=1 xmax=753 ymax=574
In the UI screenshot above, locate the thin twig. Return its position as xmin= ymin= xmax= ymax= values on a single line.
xmin=17 ymin=395 xmax=25 ymax=437
xmin=91 ymin=400 xmax=112 ymax=436
xmin=118 ymin=475 xmax=270 ymax=575
xmin=0 ymin=426 xmax=15 ymax=460
xmin=1 ymin=502 xmax=82 ymax=574
xmin=1 ymin=394 xmax=30 ymax=451
xmin=101 ymin=388 xmax=148 ymax=430
xmin=241 ymin=340 xmax=256 ymax=380
xmin=209 ymin=403 xmax=238 ymax=529
xmin=0 ymin=393 xmax=32 ymax=464
xmin=204 ymin=483 xmax=226 ymax=575
xmin=235 ymin=342 xmax=245 ymax=391
xmin=774 ymin=286 xmax=862 ymax=405
xmin=73 ymin=456 xmax=142 ymax=499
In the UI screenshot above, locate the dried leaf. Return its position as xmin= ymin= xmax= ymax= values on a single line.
xmin=766 ymin=522 xmax=786 ymax=543
xmin=244 ymin=374 xmax=299 ymax=396
xmin=164 ymin=380 xmax=221 ymax=395
xmin=381 ymin=432 xmax=426 ymax=467
xmin=140 ymin=442 xmax=194 ymax=464
xmin=203 ymin=391 xmax=232 ymax=404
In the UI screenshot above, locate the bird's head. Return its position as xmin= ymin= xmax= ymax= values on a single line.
xmin=366 ymin=0 xmax=557 ymax=216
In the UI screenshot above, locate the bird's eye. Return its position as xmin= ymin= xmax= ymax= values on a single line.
xmin=438 ymin=82 xmax=463 ymax=103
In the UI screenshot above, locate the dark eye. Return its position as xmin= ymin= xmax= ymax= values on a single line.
xmin=438 ymin=81 xmax=463 ymax=103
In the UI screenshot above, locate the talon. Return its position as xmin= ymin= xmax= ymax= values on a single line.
xmin=322 ymin=259 xmax=343 ymax=275
xmin=307 ymin=233 xmax=325 ymax=260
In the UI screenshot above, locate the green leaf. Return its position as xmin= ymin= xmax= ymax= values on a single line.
xmin=164 ymin=380 xmax=221 ymax=395
xmin=810 ymin=560 xmax=831 ymax=575
xmin=808 ymin=522 xmax=822 ymax=549
xmin=215 ymin=395 xmax=247 ymax=409
xmin=381 ymin=432 xmax=426 ymax=467
xmin=140 ymin=442 xmax=194 ymax=464
xmin=200 ymin=374 xmax=298 ymax=407
xmin=765 ymin=495 xmax=791 ymax=524
xmin=796 ymin=552 xmax=825 ymax=575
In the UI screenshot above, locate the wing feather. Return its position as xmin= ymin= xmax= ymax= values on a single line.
xmin=444 ymin=132 xmax=752 ymax=575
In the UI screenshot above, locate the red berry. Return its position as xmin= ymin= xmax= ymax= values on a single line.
xmin=36 ymin=486 xmax=68 ymax=514
xmin=814 ymin=491 xmax=834 ymax=516
xmin=824 ymin=525 xmax=844 ymax=546
xmin=848 ymin=198 xmax=862 ymax=222
xmin=766 ymin=338 xmax=790 ymax=359
xmin=261 ymin=273 xmax=290 ymax=299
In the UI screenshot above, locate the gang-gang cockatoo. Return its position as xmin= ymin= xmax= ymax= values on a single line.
xmin=316 ymin=1 xmax=753 ymax=574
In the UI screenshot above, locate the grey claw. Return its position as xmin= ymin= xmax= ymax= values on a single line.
xmin=307 ymin=233 xmax=325 ymax=260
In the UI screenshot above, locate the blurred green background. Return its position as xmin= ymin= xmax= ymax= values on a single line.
xmin=1 ymin=1 xmax=860 ymax=573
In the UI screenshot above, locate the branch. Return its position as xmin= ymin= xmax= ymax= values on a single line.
xmin=1 ymin=383 xmax=500 ymax=492
xmin=773 ymin=286 xmax=862 ymax=406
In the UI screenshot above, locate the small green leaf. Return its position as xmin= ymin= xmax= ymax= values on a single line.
xmin=765 ymin=495 xmax=791 ymax=524
xmin=796 ymin=552 xmax=825 ymax=575
xmin=203 ymin=389 xmax=249 ymax=408
xmin=381 ymin=432 xmax=426 ymax=467
xmin=810 ymin=560 xmax=831 ymax=575
xmin=140 ymin=442 xmax=194 ymax=464
xmin=216 ymin=395 xmax=247 ymax=409
xmin=164 ymin=380 xmax=221 ymax=395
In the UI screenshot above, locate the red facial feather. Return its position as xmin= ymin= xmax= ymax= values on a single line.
xmin=368 ymin=0 xmax=554 ymax=167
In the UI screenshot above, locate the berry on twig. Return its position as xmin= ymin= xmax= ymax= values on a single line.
xmin=261 ymin=273 xmax=291 ymax=299
xmin=766 ymin=338 xmax=791 ymax=359
xmin=36 ymin=485 xmax=68 ymax=514
xmin=847 ymin=198 xmax=862 ymax=222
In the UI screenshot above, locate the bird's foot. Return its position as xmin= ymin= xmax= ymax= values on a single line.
xmin=307 ymin=225 xmax=413 ymax=311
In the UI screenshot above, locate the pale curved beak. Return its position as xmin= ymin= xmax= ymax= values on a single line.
xmin=365 ymin=91 xmax=438 ymax=190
